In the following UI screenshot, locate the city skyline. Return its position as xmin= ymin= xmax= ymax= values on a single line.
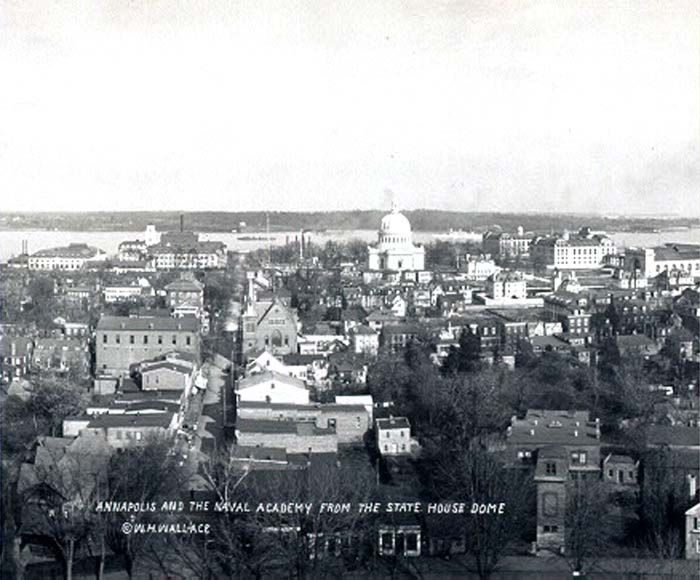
xmin=1 ymin=1 xmax=698 ymax=215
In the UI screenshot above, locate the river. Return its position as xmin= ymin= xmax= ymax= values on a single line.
xmin=0 ymin=228 xmax=698 ymax=263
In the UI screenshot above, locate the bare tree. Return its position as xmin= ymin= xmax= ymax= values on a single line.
xmin=563 ymin=479 xmax=611 ymax=574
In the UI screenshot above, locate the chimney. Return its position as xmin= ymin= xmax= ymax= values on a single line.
xmin=529 ymin=429 xmax=535 ymax=436
xmin=574 ymin=430 xmax=578 ymax=437
xmin=11 ymin=341 xmax=16 ymax=357
xmin=688 ymin=474 xmax=697 ymax=499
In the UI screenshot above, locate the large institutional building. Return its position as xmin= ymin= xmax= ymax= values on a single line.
xmin=368 ymin=203 xmax=425 ymax=272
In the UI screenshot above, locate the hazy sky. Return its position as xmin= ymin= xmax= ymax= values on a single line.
xmin=1 ymin=1 xmax=698 ymax=214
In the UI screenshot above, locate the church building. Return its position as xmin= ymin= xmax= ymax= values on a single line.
xmin=368 ymin=203 xmax=425 ymax=272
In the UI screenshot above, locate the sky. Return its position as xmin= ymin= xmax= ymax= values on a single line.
xmin=0 ymin=0 xmax=698 ymax=215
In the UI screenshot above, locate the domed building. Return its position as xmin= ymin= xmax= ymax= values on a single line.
xmin=368 ymin=203 xmax=425 ymax=271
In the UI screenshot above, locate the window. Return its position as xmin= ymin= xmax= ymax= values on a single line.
xmin=608 ymin=469 xmax=614 ymax=478
xmin=143 ymin=335 xmax=148 ymax=345
xmin=186 ymin=336 xmax=191 ymax=346
xmin=542 ymin=493 xmax=559 ymax=517
xmin=629 ymin=470 xmax=635 ymax=481
xmin=405 ymin=532 xmax=418 ymax=552
xmin=401 ymin=444 xmax=406 ymax=451
xmin=158 ymin=335 xmax=163 ymax=345
xmin=694 ymin=517 xmax=699 ymax=531
xmin=102 ymin=334 xmax=108 ymax=344
xmin=386 ymin=432 xmax=390 ymax=438
xmin=400 ymin=430 xmax=405 ymax=437
xmin=126 ymin=431 xmax=132 ymax=439
xmin=543 ymin=525 xmax=559 ymax=533
xmin=356 ymin=417 xmax=361 ymax=428
xmin=115 ymin=334 xmax=120 ymax=344
xmin=696 ymin=539 xmax=700 ymax=554
xmin=545 ymin=462 xmax=557 ymax=475
xmin=384 ymin=445 xmax=388 ymax=452
xmin=116 ymin=430 xmax=122 ymax=440
xmin=571 ymin=451 xmax=587 ymax=465
xmin=135 ymin=432 xmax=142 ymax=441
xmin=381 ymin=532 xmax=393 ymax=552
xmin=328 ymin=418 xmax=337 ymax=429
xmin=172 ymin=335 xmax=177 ymax=345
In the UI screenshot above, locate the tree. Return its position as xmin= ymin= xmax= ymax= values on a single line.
xmin=563 ymin=479 xmax=612 ymax=574
xmin=26 ymin=378 xmax=88 ymax=437
xmin=428 ymin=447 xmax=534 ymax=579
xmin=442 ymin=329 xmax=482 ymax=375
xmin=104 ymin=436 xmax=192 ymax=579
xmin=638 ymin=447 xmax=693 ymax=559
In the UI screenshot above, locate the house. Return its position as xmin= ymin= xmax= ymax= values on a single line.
xmin=103 ymin=279 xmax=153 ymax=303
xmin=234 ymin=418 xmax=337 ymax=454
xmin=381 ymin=322 xmax=421 ymax=352
xmin=140 ymin=359 xmax=196 ymax=392
xmin=236 ymin=401 xmax=370 ymax=444
xmin=0 ymin=336 xmax=33 ymax=382
xmin=485 ymin=270 xmax=527 ymax=301
xmin=32 ymin=337 xmax=89 ymax=376
xmin=506 ymin=410 xmax=602 ymax=477
xmin=165 ymin=275 xmax=204 ymax=310
xmin=282 ymin=353 xmax=328 ymax=384
xmin=376 ymin=416 xmax=411 ymax=456
xmin=602 ymin=454 xmax=639 ymax=487
xmin=96 ymin=315 xmax=200 ymax=377
xmin=685 ymin=503 xmax=700 ymax=559
xmin=543 ymin=291 xmax=592 ymax=336
xmin=350 ymin=325 xmax=379 ymax=356
xmin=85 ymin=413 xmax=178 ymax=449
xmin=235 ymin=371 xmax=310 ymax=405
xmin=378 ymin=515 xmax=422 ymax=557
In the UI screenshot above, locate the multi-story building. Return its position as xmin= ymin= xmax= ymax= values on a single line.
xmin=543 ymin=290 xmax=592 ymax=336
xmin=485 ymin=270 xmax=527 ymax=300
xmin=96 ymin=315 xmax=200 ymax=377
xmin=350 ymin=324 xmax=379 ymax=355
xmin=165 ymin=275 xmax=204 ymax=310
xmin=506 ymin=409 xmax=602 ymax=476
xmin=376 ymin=416 xmax=412 ymax=456
xmin=117 ymin=239 xmax=148 ymax=262
xmin=0 ymin=336 xmax=33 ymax=382
xmin=482 ymin=227 xmax=534 ymax=258
xmin=28 ymin=243 xmax=106 ymax=271
xmin=103 ymin=279 xmax=153 ymax=303
xmin=620 ymin=244 xmax=700 ymax=279
xmin=85 ymin=413 xmax=178 ymax=449
xmin=32 ymin=337 xmax=89 ymax=376
xmin=149 ymin=232 xmax=227 ymax=270
xmin=464 ymin=255 xmax=501 ymax=280
xmin=532 ymin=230 xmax=617 ymax=270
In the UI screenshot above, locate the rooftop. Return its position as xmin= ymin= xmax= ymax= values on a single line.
xmin=376 ymin=417 xmax=410 ymax=430
xmin=236 ymin=370 xmax=308 ymax=391
xmin=97 ymin=315 xmax=199 ymax=332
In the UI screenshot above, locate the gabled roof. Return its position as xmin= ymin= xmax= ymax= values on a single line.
xmin=376 ymin=417 xmax=410 ymax=430
xmin=87 ymin=413 xmax=174 ymax=429
xmin=164 ymin=278 xmax=204 ymax=292
xmin=236 ymin=370 xmax=307 ymax=391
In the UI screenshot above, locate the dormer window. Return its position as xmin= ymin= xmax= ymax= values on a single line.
xmin=545 ymin=462 xmax=557 ymax=475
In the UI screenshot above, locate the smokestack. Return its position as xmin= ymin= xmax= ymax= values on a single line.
xmin=180 ymin=213 xmax=184 ymax=233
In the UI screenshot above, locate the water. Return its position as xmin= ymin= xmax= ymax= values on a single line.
xmin=0 ymin=228 xmax=698 ymax=262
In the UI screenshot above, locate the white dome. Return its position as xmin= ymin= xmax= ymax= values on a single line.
xmin=380 ymin=210 xmax=412 ymax=235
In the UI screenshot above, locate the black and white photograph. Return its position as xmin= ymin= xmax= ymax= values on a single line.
xmin=1 ymin=1 xmax=699 ymax=578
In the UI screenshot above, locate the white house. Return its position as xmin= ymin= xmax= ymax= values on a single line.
xmin=235 ymin=371 xmax=310 ymax=405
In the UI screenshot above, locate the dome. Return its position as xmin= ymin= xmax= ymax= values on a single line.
xmin=380 ymin=209 xmax=412 ymax=235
